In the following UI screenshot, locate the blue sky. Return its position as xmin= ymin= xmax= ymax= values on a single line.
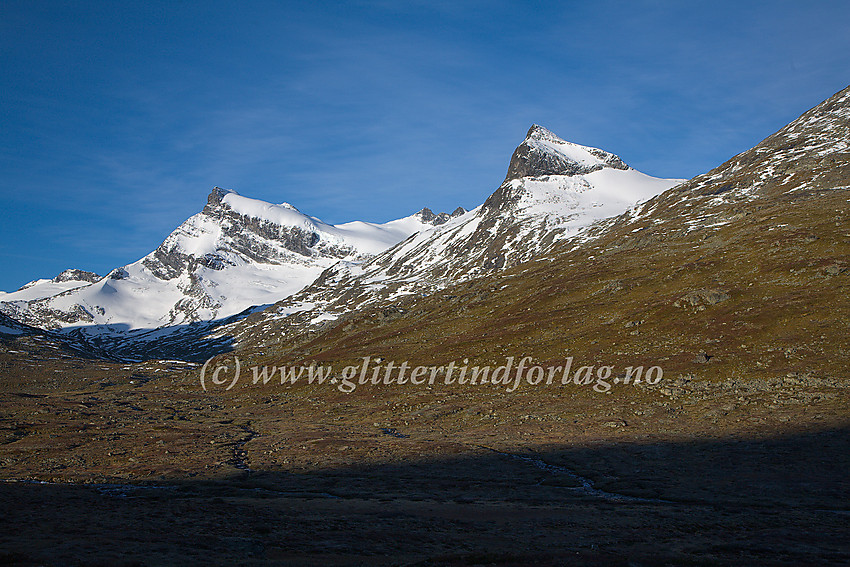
xmin=1 ymin=1 xmax=849 ymax=291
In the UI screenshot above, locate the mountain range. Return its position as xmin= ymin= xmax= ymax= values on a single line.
xmin=0 ymin=126 xmax=681 ymax=360
xmin=0 ymin=186 xmax=465 ymax=358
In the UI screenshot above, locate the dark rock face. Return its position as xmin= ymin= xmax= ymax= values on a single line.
xmin=207 ymin=186 xmax=232 ymax=206
xmin=198 ymin=253 xmax=231 ymax=271
xmin=53 ymin=269 xmax=102 ymax=284
xmin=144 ymin=194 xmax=335 ymax=281
xmin=214 ymin=213 xmax=320 ymax=259
xmin=503 ymin=125 xmax=628 ymax=183
xmin=485 ymin=125 xmax=631 ymax=213
xmin=0 ymin=312 xmax=34 ymax=335
xmin=416 ymin=207 xmax=437 ymax=223
xmin=417 ymin=207 xmax=468 ymax=226
xmin=142 ymin=248 xmax=186 ymax=281
xmin=482 ymin=253 xmax=506 ymax=270
xmin=504 ymin=138 xmax=579 ymax=180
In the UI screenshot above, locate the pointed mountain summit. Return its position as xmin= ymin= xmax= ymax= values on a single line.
xmin=504 ymin=125 xmax=629 ymax=182
xmin=206 ymin=185 xmax=234 ymax=206
xmin=484 ymin=125 xmax=662 ymax=214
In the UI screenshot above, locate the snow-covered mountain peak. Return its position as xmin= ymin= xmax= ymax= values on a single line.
xmin=525 ymin=123 xmax=558 ymax=139
xmin=484 ymin=126 xmax=652 ymax=215
xmin=208 ymin=186 xmax=298 ymax=212
xmin=504 ymin=125 xmax=629 ymax=183
xmin=216 ymin=191 xmax=314 ymax=230
xmin=1 ymin=187 xmax=459 ymax=354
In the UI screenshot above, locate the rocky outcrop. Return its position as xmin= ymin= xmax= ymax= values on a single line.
xmin=53 ymin=269 xmax=102 ymax=284
xmin=503 ymin=125 xmax=628 ymax=183
xmin=415 ymin=207 xmax=467 ymax=226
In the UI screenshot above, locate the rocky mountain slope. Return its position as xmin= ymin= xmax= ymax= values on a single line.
xmin=233 ymin=85 xmax=850 ymax=389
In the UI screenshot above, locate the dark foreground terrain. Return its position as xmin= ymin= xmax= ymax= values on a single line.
xmin=0 ymin=355 xmax=848 ymax=566
xmin=2 ymin=430 xmax=849 ymax=567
